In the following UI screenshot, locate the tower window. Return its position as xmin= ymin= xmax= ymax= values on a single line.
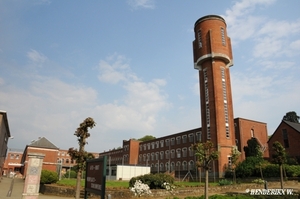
xmin=221 ymin=27 xmax=226 ymax=46
xmin=197 ymin=30 xmax=202 ymax=48
xmin=221 ymin=67 xmax=230 ymax=138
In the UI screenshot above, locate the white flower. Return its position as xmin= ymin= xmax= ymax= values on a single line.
xmin=130 ymin=180 xmax=152 ymax=197
xmin=162 ymin=182 xmax=176 ymax=195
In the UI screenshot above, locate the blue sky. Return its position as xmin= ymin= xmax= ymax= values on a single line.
xmin=1 ymin=0 xmax=299 ymax=153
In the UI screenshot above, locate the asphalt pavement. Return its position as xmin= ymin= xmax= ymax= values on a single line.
xmin=0 ymin=177 xmax=74 ymax=199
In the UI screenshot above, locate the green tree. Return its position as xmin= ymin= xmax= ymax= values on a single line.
xmin=244 ymin=138 xmax=265 ymax=179
xmin=138 ymin=135 xmax=156 ymax=142
xmin=272 ymin=141 xmax=287 ymax=189
xmin=68 ymin=117 xmax=96 ymax=199
xmin=283 ymin=111 xmax=299 ymax=123
xmin=244 ymin=138 xmax=260 ymax=157
xmin=192 ymin=141 xmax=219 ymax=199
xmin=230 ymin=147 xmax=241 ymax=184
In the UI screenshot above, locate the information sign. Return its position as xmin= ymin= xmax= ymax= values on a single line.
xmin=85 ymin=156 xmax=107 ymax=198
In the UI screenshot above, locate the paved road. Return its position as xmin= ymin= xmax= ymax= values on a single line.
xmin=0 ymin=177 xmax=74 ymax=199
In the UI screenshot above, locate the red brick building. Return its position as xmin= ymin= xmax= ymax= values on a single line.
xmin=20 ymin=137 xmax=60 ymax=175
xmin=99 ymin=117 xmax=269 ymax=180
xmin=2 ymin=149 xmax=23 ymax=177
xmin=268 ymin=120 xmax=300 ymax=163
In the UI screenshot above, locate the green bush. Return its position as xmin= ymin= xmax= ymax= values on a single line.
xmin=40 ymin=170 xmax=59 ymax=184
xmin=262 ymin=164 xmax=279 ymax=177
xmin=129 ymin=173 xmax=174 ymax=189
xmin=63 ymin=170 xmax=77 ymax=178
xmin=218 ymin=179 xmax=232 ymax=186
xmin=285 ymin=165 xmax=300 ymax=177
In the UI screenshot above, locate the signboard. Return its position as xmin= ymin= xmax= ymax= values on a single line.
xmin=85 ymin=156 xmax=107 ymax=198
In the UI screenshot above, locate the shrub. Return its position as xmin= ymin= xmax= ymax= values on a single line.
xmin=285 ymin=165 xmax=300 ymax=177
xmin=129 ymin=173 xmax=174 ymax=189
xmin=63 ymin=170 xmax=77 ymax=178
xmin=218 ymin=179 xmax=232 ymax=186
xmin=40 ymin=170 xmax=59 ymax=184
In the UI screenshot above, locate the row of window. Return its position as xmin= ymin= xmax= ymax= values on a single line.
xmin=150 ymin=160 xmax=195 ymax=171
xmin=139 ymin=133 xmax=201 ymax=151
xmin=139 ymin=147 xmax=195 ymax=162
xmin=9 ymin=154 xmax=20 ymax=159
xmin=57 ymin=152 xmax=69 ymax=156
xmin=57 ymin=158 xmax=75 ymax=164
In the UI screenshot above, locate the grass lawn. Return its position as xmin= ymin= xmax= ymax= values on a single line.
xmin=56 ymin=178 xmax=217 ymax=188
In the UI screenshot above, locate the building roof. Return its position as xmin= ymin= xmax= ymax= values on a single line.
xmin=283 ymin=120 xmax=300 ymax=132
xmin=28 ymin=137 xmax=59 ymax=149
xmin=0 ymin=110 xmax=11 ymax=137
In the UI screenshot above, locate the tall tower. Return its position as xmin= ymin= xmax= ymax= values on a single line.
xmin=193 ymin=15 xmax=236 ymax=177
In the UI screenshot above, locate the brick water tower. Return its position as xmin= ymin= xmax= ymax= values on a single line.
xmin=193 ymin=15 xmax=236 ymax=177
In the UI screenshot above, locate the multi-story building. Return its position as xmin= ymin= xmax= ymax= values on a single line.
xmin=0 ymin=110 xmax=11 ymax=179
xmin=2 ymin=148 xmax=23 ymax=177
xmin=99 ymin=117 xmax=269 ymax=180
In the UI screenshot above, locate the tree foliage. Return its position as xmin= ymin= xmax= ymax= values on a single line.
xmin=192 ymin=141 xmax=219 ymax=170
xmin=230 ymin=147 xmax=241 ymax=184
xmin=272 ymin=141 xmax=287 ymax=165
xmin=192 ymin=141 xmax=219 ymax=199
xmin=283 ymin=111 xmax=299 ymax=123
xmin=138 ymin=135 xmax=156 ymax=142
xmin=272 ymin=141 xmax=287 ymax=189
xmin=68 ymin=117 xmax=96 ymax=199
xmin=243 ymin=138 xmax=262 ymax=158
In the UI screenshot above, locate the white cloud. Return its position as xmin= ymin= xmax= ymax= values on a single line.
xmin=127 ymin=0 xmax=155 ymax=9
xmin=98 ymin=54 xmax=132 ymax=84
xmin=290 ymin=39 xmax=300 ymax=51
xmin=223 ymin=0 xmax=275 ymax=41
xmin=253 ymin=37 xmax=283 ymax=58
xmin=96 ymin=54 xmax=171 ymax=132
xmin=27 ymin=49 xmax=48 ymax=65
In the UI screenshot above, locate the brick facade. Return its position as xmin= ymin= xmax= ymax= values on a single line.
xmin=99 ymin=118 xmax=269 ymax=179
xmin=234 ymin=118 xmax=269 ymax=160
xmin=193 ymin=15 xmax=235 ymax=177
xmin=268 ymin=120 xmax=300 ymax=163
xmin=2 ymin=149 xmax=23 ymax=177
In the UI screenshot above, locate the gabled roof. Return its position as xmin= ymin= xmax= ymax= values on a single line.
xmin=283 ymin=120 xmax=300 ymax=132
xmin=268 ymin=120 xmax=300 ymax=143
xmin=28 ymin=137 xmax=59 ymax=149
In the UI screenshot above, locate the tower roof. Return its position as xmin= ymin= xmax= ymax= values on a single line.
xmin=194 ymin=15 xmax=226 ymax=27
xmin=28 ymin=137 xmax=59 ymax=149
